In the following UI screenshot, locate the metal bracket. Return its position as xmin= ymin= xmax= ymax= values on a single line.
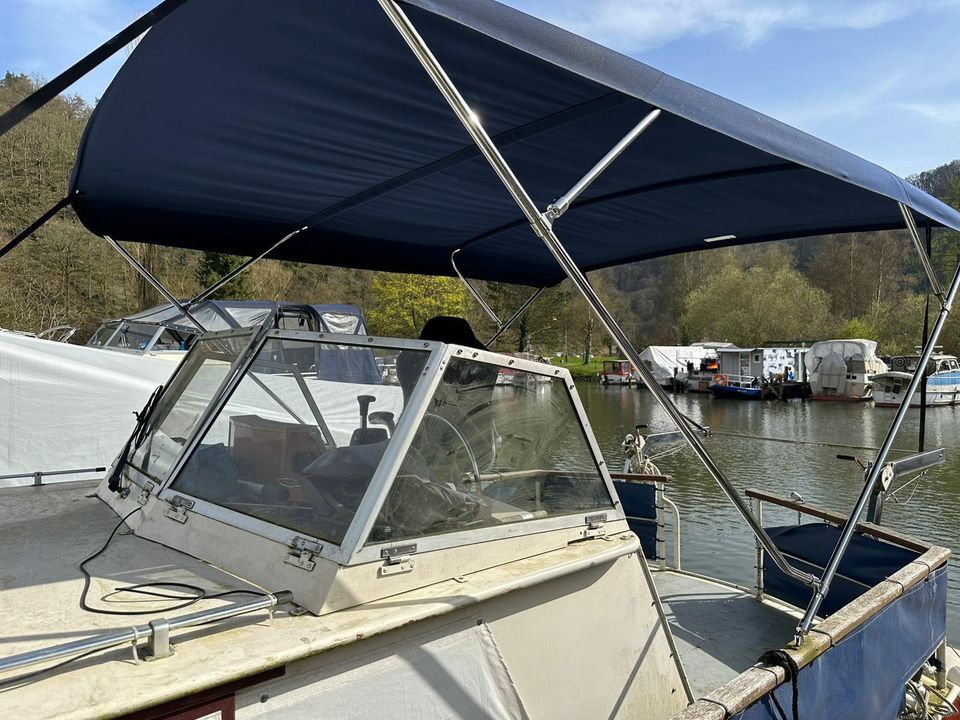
xmin=140 ymin=619 xmax=173 ymax=661
xmin=284 ymin=536 xmax=323 ymax=572
xmin=137 ymin=480 xmax=155 ymax=506
xmin=164 ymin=495 xmax=194 ymax=524
xmin=379 ymin=543 xmax=417 ymax=576
xmin=582 ymin=512 xmax=608 ymax=539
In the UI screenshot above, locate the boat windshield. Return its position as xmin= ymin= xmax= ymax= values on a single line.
xmin=367 ymin=357 xmax=612 ymax=545
xmin=167 ymin=337 xmax=418 ymax=545
xmin=127 ymin=333 xmax=253 ymax=484
xmin=87 ymin=321 xmax=120 ymax=347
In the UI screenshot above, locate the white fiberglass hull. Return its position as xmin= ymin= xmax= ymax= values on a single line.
xmin=873 ymin=370 xmax=960 ymax=407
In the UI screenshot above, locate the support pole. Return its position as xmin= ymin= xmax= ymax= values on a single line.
xmin=103 ymin=236 xmax=208 ymax=332
xmin=797 ymin=253 xmax=960 ymax=637
xmin=545 ymin=108 xmax=660 ymax=222
xmin=0 ymin=0 xmax=188 ymax=138
xmin=187 ymin=226 xmax=307 ymax=306
xmin=900 ymin=203 xmax=944 ymax=303
xmin=451 ymin=249 xmax=500 ymax=324
xmin=378 ymin=0 xmax=818 ymax=590
xmin=485 ymin=286 xmax=545 ymax=348
xmin=0 ymin=195 xmax=73 ymax=261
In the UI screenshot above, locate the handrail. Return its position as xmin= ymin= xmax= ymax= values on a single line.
xmin=0 ymin=591 xmax=292 ymax=677
xmin=0 ymin=466 xmax=107 ymax=486
xmin=745 ymin=488 xmax=930 ymax=553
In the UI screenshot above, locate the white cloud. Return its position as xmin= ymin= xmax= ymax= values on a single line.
xmin=523 ymin=0 xmax=951 ymax=52
xmin=897 ymin=101 xmax=960 ymax=124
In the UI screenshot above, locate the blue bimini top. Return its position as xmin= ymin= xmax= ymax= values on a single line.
xmin=68 ymin=0 xmax=960 ymax=286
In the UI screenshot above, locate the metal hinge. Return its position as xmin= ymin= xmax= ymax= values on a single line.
xmin=285 ymin=536 xmax=323 ymax=572
xmin=164 ymin=495 xmax=194 ymax=523
xmin=379 ymin=543 xmax=416 ymax=576
xmin=137 ymin=481 xmax=156 ymax=506
xmin=582 ymin=512 xmax=608 ymax=539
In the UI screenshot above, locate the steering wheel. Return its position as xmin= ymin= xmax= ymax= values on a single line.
xmin=422 ymin=412 xmax=481 ymax=486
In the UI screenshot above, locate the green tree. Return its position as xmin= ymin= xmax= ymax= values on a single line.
xmin=366 ymin=273 xmax=469 ymax=337
xmin=680 ymin=265 xmax=835 ymax=346
xmin=194 ymin=252 xmax=251 ymax=300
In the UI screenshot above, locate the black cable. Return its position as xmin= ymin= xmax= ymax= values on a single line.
xmin=79 ymin=508 xmax=268 ymax=616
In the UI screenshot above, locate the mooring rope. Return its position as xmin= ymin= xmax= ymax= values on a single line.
xmin=707 ymin=429 xmax=911 ymax=454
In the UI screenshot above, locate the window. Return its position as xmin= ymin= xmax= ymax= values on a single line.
xmin=169 ymin=338 xmax=423 ymax=545
xmin=368 ymin=358 xmax=612 ymax=544
xmin=105 ymin=322 xmax=160 ymax=351
xmin=87 ymin=321 xmax=120 ymax=348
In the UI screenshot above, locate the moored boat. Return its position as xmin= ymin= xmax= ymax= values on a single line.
xmin=874 ymin=353 xmax=960 ymax=407
xmin=600 ymin=358 xmax=635 ymax=385
xmin=807 ymin=338 xmax=888 ymax=401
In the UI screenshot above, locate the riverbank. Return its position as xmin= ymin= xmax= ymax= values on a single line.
xmin=550 ymin=355 xmax=618 ymax=380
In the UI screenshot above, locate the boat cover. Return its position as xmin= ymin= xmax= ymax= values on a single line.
xmin=0 ymin=331 xmax=178 ymax=486
xmin=67 ymin=0 xmax=960 ymax=286
xmin=639 ymin=345 xmax=713 ymax=384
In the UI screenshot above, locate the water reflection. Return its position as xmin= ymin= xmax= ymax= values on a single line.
xmin=577 ymin=383 xmax=960 ymax=639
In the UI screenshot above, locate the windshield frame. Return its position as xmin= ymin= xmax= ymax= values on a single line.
xmin=153 ymin=328 xmax=444 ymax=565
xmin=344 ymin=343 xmax=620 ymax=565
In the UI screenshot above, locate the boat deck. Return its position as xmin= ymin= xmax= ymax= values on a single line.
xmin=652 ymin=570 xmax=798 ymax=699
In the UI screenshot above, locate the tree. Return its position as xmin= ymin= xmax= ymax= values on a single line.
xmin=366 ymin=273 xmax=469 ymax=337
xmin=681 ymin=265 xmax=835 ymax=346
xmin=194 ymin=252 xmax=251 ymax=300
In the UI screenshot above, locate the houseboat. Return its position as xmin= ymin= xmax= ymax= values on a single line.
xmin=2 ymin=0 xmax=960 ymax=718
xmin=807 ymin=338 xmax=888 ymax=401
xmin=874 ymin=353 xmax=960 ymax=407
xmin=710 ymin=347 xmax=809 ymax=400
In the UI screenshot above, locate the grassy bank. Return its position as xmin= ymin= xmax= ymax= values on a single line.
xmin=550 ymin=355 xmax=618 ymax=380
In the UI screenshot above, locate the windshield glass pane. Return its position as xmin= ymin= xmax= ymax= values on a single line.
xmin=128 ymin=333 xmax=251 ymax=483
xmin=170 ymin=338 xmax=423 ymax=545
xmin=87 ymin=321 xmax=120 ymax=347
xmin=368 ymin=358 xmax=612 ymax=545
xmin=105 ymin=322 xmax=160 ymax=351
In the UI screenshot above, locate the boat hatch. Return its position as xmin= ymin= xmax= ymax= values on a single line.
xmin=101 ymin=327 xmax=618 ymax=611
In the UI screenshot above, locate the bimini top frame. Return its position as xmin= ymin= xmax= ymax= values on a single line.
xmin=5 ymin=0 xmax=960 ymax=639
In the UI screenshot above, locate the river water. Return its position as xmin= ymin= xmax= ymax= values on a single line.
xmin=575 ymin=382 xmax=960 ymax=638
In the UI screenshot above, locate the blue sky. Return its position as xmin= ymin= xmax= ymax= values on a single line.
xmin=2 ymin=0 xmax=958 ymax=177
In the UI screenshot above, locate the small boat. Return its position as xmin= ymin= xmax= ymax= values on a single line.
xmin=873 ymin=353 xmax=960 ymax=407
xmin=600 ymin=358 xmax=635 ymax=385
xmin=807 ymin=339 xmax=888 ymax=401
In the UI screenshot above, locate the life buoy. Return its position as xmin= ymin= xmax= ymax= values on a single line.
xmin=713 ymin=373 xmax=728 ymax=386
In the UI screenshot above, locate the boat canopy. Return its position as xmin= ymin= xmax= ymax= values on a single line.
xmin=68 ymin=0 xmax=960 ymax=287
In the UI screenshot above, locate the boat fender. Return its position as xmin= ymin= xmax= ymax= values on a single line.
xmin=713 ymin=373 xmax=728 ymax=386
xmin=757 ymin=649 xmax=800 ymax=720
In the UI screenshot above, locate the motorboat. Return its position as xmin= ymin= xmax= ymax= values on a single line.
xmin=874 ymin=353 xmax=960 ymax=407
xmin=2 ymin=1 xmax=960 ymax=718
xmin=639 ymin=345 xmax=720 ymax=391
xmin=601 ymin=359 xmax=635 ymax=385
xmin=807 ymin=338 xmax=888 ymax=401
xmin=0 ymin=301 xmax=373 ymax=486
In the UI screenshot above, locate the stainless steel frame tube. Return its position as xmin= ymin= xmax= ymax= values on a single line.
xmin=484 ymin=286 xmax=545 ymax=347
xmin=798 ymin=257 xmax=960 ymax=635
xmin=104 ymin=235 xmax=209 ymax=332
xmin=900 ymin=203 xmax=944 ymax=302
xmin=451 ymin=249 xmax=501 ymax=324
xmin=378 ymin=0 xmax=818 ymax=589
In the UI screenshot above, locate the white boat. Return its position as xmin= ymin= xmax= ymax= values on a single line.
xmin=0 ymin=302 xmax=373 ymax=486
xmin=874 ymin=353 xmax=960 ymax=407
xmin=807 ymin=339 xmax=888 ymax=401
xmin=638 ymin=345 xmax=720 ymax=390
xmin=2 ymin=0 xmax=960 ymax=718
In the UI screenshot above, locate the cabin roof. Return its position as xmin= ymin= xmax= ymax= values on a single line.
xmin=68 ymin=0 xmax=960 ymax=286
